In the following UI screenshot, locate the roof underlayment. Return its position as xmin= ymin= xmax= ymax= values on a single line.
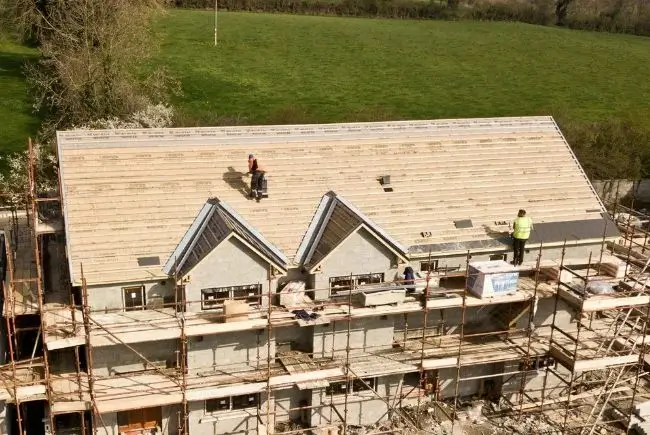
xmin=57 ymin=116 xmax=612 ymax=285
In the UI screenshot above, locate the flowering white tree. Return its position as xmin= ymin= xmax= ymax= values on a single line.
xmin=0 ymin=104 xmax=174 ymax=207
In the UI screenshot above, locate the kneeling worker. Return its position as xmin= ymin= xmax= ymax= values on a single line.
xmin=248 ymin=154 xmax=266 ymax=199
xmin=511 ymin=209 xmax=533 ymax=266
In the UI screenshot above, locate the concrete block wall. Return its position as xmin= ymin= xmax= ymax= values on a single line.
xmin=187 ymin=330 xmax=270 ymax=371
xmin=312 ymin=317 xmax=394 ymax=358
xmin=310 ymin=375 xmax=401 ymax=427
xmin=438 ymin=363 xmax=499 ymax=399
xmin=187 ymin=394 xmax=269 ymax=435
xmin=511 ymin=364 xmax=571 ymax=402
xmin=86 ymin=236 xmax=279 ymax=313
xmin=393 ymin=306 xmax=494 ymax=338
xmin=500 ymin=360 xmax=523 ymax=400
xmin=92 ymin=339 xmax=179 ymax=377
xmin=311 ymin=228 xmax=400 ymax=301
xmin=87 ymin=279 xmax=175 ymax=312
xmin=534 ymin=297 xmax=575 ymax=329
xmin=273 ymin=388 xmax=311 ymax=426
xmin=183 ymin=237 xmax=273 ymax=313
xmin=500 ymin=359 xmax=569 ymax=403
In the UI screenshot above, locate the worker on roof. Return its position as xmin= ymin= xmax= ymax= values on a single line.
xmin=248 ymin=154 xmax=265 ymax=200
xmin=511 ymin=209 xmax=533 ymax=266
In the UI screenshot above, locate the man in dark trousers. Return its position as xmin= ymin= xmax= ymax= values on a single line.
xmin=403 ymin=266 xmax=415 ymax=293
xmin=511 ymin=209 xmax=533 ymax=266
xmin=247 ymin=154 xmax=265 ymax=199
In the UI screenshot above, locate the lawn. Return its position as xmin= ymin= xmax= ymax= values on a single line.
xmin=156 ymin=10 xmax=650 ymax=127
xmin=3 ymin=10 xmax=650 ymax=157
xmin=0 ymin=35 xmax=39 ymax=157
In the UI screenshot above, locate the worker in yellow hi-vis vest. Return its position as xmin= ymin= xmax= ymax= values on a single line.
xmin=511 ymin=209 xmax=533 ymax=266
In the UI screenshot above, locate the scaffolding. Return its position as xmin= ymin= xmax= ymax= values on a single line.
xmin=2 ymin=143 xmax=650 ymax=435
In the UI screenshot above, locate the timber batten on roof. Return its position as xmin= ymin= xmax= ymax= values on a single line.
xmin=57 ymin=116 xmax=612 ymax=285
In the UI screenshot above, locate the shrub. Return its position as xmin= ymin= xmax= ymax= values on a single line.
xmin=560 ymin=118 xmax=650 ymax=181
xmin=172 ymin=0 xmax=650 ymax=36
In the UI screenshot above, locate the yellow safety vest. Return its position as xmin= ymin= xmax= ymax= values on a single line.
xmin=513 ymin=216 xmax=532 ymax=240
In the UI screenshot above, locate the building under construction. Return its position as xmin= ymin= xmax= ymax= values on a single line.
xmin=1 ymin=116 xmax=650 ymax=435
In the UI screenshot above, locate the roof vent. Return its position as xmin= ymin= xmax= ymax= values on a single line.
xmin=454 ymin=219 xmax=473 ymax=229
xmin=379 ymin=175 xmax=393 ymax=192
xmin=137 ymin=256 xmax=161 ymax=267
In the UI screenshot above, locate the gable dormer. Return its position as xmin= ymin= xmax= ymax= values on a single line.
xmin=296 ymin=192 xmax=408 ymax=300
xmin=164 ymin=198 xmax=288 ymax=312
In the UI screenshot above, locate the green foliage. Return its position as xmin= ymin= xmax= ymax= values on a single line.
xmin=0 ymin=35 xmax=40 ymax=162
xmin=175 ymin=0 xmax=453 ymax=19
xmin=563 ymin=0 xmax=650 ymax=36
xmin=470 ymin=0 xmax=555 ymax=25
xmin=561 ymin=118 xmax=650 ymax=181
xmin=5 ymin=0 xmax=174 ymax=136
xmin=173 ymin=0 xmax=650 ymax=36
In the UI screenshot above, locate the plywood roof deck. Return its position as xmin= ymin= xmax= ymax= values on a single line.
xmin=57 ymin=116 xmax=607 ymax=285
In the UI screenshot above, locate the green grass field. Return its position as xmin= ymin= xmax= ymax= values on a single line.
xmin=3 ymin=10 xmax=650 ymax=156
xmin=0 ymin=36 xmax=39 ymax=157
xmin=157 ymin=10 xmax=650 ymax=127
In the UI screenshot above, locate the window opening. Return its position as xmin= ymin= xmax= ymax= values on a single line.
xmin=201 ymin=284 xmax=262 ymax=310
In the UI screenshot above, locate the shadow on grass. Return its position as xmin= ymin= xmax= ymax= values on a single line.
xmin=344 ymin=106 xmax=405 ymax=123
xmin=263 ymin=105 xmax=317 ymax=125
xmin=0 ymin=50 xmax=41 ymax=172
xmin=0 ymin=51 xmax=33 ymax=79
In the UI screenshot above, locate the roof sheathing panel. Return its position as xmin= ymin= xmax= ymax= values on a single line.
xmin=57 ymin=117 xmax=607 ymax=285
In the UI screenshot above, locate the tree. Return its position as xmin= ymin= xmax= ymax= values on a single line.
xmin=555 ymin=0 xmax=574 ymax=25
xmin=0 ymin=104 xmax=174 ymax=208
xmin=561 ymin=118 xmax=650 ymax=182
xmin=1 ymin=0 xmax=175 ymax=135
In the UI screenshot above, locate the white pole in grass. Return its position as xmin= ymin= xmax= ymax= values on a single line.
xmin=214 ymin=0 xmax=218 ymax=46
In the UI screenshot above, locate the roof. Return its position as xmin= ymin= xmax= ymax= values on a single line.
xmin=57 ymin=116 xmax=609 ymax=285
xmin=162 ymin=198 xmax=288 ymax=276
